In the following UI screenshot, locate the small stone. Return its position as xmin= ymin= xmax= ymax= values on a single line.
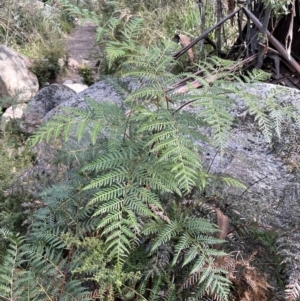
xmin=1 ymin=104 xmax=27 ymax=128
xmin=58 ymin=58 xmax=65 ymax=69
xmin=63 ymin=79 xmax=73 ymax=85
xmin=63 ymin=83 xmax=88 ymax=93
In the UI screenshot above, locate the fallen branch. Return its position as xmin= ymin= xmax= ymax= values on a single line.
xmin=243 ymin=7 xmax=300 ymax=76
xmin=170 ymin=53 xmax=258 ymax=94
xmin=173 ymin=8 xmax=241 ymax=60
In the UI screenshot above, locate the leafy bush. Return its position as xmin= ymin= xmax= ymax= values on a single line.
xmin=1 ymin=8 xmax=299 ymax=301
xmin=25 ymin=19 xmax=275 ymax=300
xmin=78 ymin=65 xmax=95 ymax=86
xmin=29 ymin=42 xmax=67 ymax=87
xmin=0 ymin=121 xmax=33 ymax=233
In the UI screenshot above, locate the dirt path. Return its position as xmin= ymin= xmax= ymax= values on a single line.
xmin=56 ymin=21 xmax=99 ymax=84
xmin=66 ymin=21 xmax=99 ymax=65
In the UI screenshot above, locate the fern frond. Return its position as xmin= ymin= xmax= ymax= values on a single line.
xmin=242 ymin=68 xmax=271 ymax=83
xmin=220 ymin=176 xmax=247 ymax=189
xmin=121 ymin=18 xmax=144 ymax=40
xmin=0 ymin=231 xmax=40 ymax=301
xmin=106 ymin=43 xmax=127 ymax=69
xmin=250 ymin=106 xmax=272 ymax=143
xmin=194 ymin=91 xmax=234 ymax=154
xmin=85 ymin=167 xmax=128 ymax=189
xmin=81 ymin=150 xmax=129 ymax=172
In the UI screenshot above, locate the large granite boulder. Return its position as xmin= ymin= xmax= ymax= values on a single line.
xmin=196 ymin=83 xmax=300 ymax=231
xmin=20 ymin=84 xmax=76 ymax=133
xmin=28 ymin=81 xmax=300 ymax=235
xmin=0 ymin=46 xmax=39 ymax=103
xmin=21 ymin=79 xmax=133 ymax=134
xmin=43 ymin=79 xmax=131 ymax=121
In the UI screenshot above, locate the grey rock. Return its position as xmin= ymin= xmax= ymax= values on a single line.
xmin=205 ymin=126 xmax=292 ymax=228
xmin=1 ymin=104 xmax=27 ymax=129
xmin=19 ymin=0 xmax=58 ymax=18
xmin=63 ymin=83 xmax=88 ymax=93
xmin=0 ymin=45 xmax=38 ymax=103
xmin=21 ymin=84 xmax=76 ymax=133
xmin=63 ymin=79 xmax=73 ymax=85
xmin=44 ymin=79 xmax=129 ymax=121
xmin=197 ymin=83 xmax=300 ymax=231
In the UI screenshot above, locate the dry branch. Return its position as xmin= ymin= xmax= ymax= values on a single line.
xmin=243 ymin=7 xmax=300 ymax=76
xmin=173 ymin=8 xmax=241 ymax=60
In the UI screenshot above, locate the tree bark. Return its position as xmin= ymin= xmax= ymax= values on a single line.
xmin=197 ymin=0 xmax=206 ymax=57
xmin=216 ymin=0 xmax=222 ymax=52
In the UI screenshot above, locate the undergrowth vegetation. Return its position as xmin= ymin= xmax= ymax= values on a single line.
xmin=0 ymin=1 xmax=74 ymax=55
xmin=1 ymin=1 xmax=300 ymax=301
xmin=0 ymin=0 xmax=75 ymax=87
xmin=0 ymin=15 xmax=297 ymax=300
xmin=0 ymin=121 xmax=32 ymax=233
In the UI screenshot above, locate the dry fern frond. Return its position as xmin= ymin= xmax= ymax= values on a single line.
xmin=285 ymin=281 xmax=300 ymax=301
xmin=213 ymin=255 xmax=236 ymax=280
xmin=216 ymin=208 xmax=229 ymax=247
xmin=179 ymin=269 xmax=202 ymax=292
xmin=181 ymin=252 xmax=271 ymax=300
xmin=232 ymin=253 xmax=271 ymax=301
xmin=148 ymin=204 xmax=171 ymax=224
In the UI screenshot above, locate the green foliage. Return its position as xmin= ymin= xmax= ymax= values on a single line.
xmin=6 ymin=15 xmax=298 ymax=301
xmin=94 ymin=17 xmax=146 ymax=72
xmin=251 ymin=227 xmax=279 ymax=254
xmin=78 ymin=65 xmax=95 ymax=86
xmin=143 ymin=215 xmax=230 ymax=299
xmin=0 ymin=122 xmax=33 ymax=233
xmin=0 ymin=1 xmax=74 ymax=58
xmin=0 ymin=228 xmax=91 ymax=301
xmin=240 ymin=84 xmax=300 ymax=144
xmin=29 ymin=42 xmax=67 ymax=87
xmin=0 ymin=230 xmax=32 ymax=300
xmin=263 ymin=0 xmax=293 ymax=15
xmin=28 ymin=19 xmax=244 ymax=300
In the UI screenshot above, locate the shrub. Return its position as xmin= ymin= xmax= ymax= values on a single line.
xmin=30 ymin=42 xmax=67 ymax=87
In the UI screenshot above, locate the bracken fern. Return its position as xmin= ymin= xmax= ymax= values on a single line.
xmin=25 ymin=18 xmax=300 ymax=301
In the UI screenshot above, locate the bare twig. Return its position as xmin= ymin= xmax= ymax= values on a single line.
xmin=197 ymin=0 xmax=205 ymax=56
xmin=216 ymin=0 xmax=222 ymax=52
xmin=240 ymin=175 xmax=268 ymax=197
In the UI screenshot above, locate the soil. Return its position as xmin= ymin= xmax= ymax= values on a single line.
xmin=56 ymin=21 xmax=100 ymax=84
